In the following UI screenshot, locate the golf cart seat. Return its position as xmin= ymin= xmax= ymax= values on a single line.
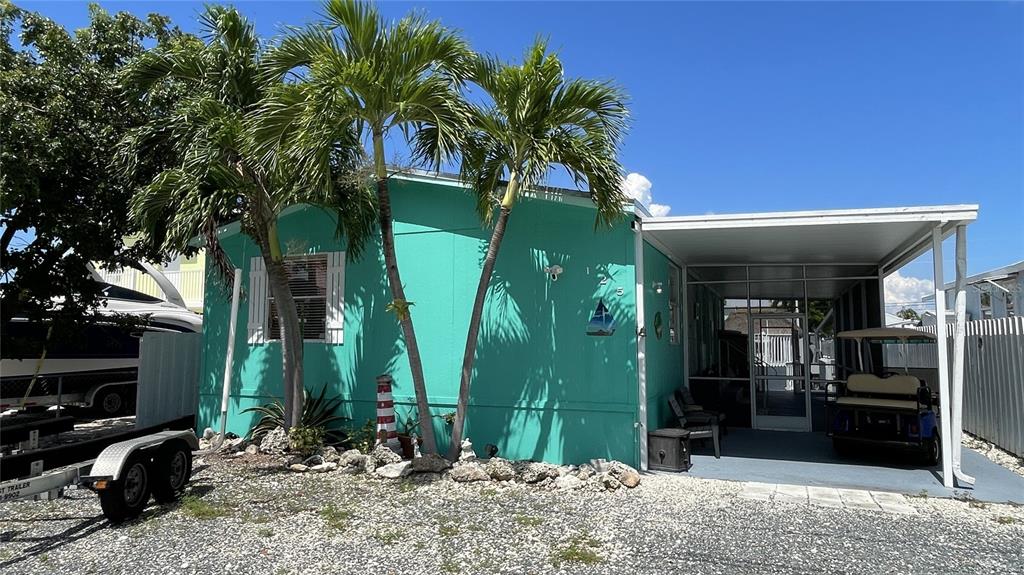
xmin=834 ymin=374 xmax=925 ymax=411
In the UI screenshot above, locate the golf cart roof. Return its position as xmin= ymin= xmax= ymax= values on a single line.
xmin=836 ymin=328 xmax=937 ymax=342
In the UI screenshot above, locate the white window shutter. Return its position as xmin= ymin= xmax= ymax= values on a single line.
xmin=325 ymin=251 xmax=345 ymax=344
xmin=247 ymin=256 xmax=267 ymax=344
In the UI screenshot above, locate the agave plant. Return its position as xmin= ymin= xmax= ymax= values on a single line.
xmin=243 ymin=384 xmax=348 ymax=444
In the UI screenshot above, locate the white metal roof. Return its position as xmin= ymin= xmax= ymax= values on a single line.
xmin=643 ymin=204 xmax=978 ymax=274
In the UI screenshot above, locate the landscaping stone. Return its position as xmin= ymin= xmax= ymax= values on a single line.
xmin=288 ymin=463 xmax=308 ymax=473
xmin=260 ymin=428 xmax=289 ymax=455
xmin=575 ymin=463 xmax=597 ymax=480
xmin=338 ymin=449 xmax=367 ymax=469
xmin=554 ymin=475 xmax=583 ymax=490
xmin=451 ymin=463 xmax=490 ymax=483
xmin=244 ymin=444 xmax=259 ymax=455
xmin=600 ymin=473 xmax=621 ymax=491
xmin=484 ymin=458 xmax=515 ymax=482
xmin=371 ymin=444 xmax=402 ymax=467
xmin=375 ymin=461 xmax=412 ymax=479
xmin=516 ymin=461 xmax=558 ymax=483
xmin=309 ymin=462 xmax=338 ymax=473
xmin=321 ymin=446 xmax=340 ymax=463
xmin=410 ymin=453 xmax=451 ymax=473
xmin=608 ymin=462 xmax=641 ymax=488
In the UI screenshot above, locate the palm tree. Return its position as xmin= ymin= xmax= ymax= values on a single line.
xmin=448 ymin=40 xmax=630 ymax=459
xmin=263 ymin=0 xmax=472 ymax=454
xmin=119 ymin=6 xmax=374 ymax=429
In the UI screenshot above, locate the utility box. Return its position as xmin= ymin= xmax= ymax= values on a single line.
xmin=648 ymin=428 xmax=691 ymax=472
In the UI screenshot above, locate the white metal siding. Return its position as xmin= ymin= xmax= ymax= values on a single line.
xmin=135 ymin=332 xmax=202 ymax=428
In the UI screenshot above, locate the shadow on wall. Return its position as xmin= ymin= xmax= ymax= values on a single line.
xmin=462 ymin=202 xmax=637 ymax=466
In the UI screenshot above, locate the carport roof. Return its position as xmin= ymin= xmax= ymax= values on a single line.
xmin=642 ymin=204 xmax=978 ymax=274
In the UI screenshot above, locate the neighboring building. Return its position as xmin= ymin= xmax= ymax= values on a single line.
xmin=196 ymin=171 xmax=977 ymax=475
xmin=96 ymin=252 xmax=206 ymax=313
xmin=921 ymin=260 xmax=1022 ymax=321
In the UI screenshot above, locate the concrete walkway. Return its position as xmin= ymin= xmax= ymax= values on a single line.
xmin=739 ymin=481 xmax=918 ymax=514
xmin=687 ymin=429 xmax=1024 ymax=503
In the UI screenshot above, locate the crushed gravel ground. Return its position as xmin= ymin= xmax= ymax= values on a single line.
xmin=2 ymin=454 xmax=1022 ymax=575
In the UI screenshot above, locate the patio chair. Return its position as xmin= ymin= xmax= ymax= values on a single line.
xmin=676 ymin=388 xmax=728 ymax=436
xmin=669 ymin=395 xmax=720 ymax=458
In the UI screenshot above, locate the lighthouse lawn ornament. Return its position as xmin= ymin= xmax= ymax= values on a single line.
xmin=376 ymin=374 xmax=401 ymax=453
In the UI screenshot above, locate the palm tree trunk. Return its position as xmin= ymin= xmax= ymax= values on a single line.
xmin=448 ymin=177 xmax=519 ymax=460
xmin=373 ymin=133 xmax=438 ymax=454
xmin=259 ymin=220 xmax=304 ymax=430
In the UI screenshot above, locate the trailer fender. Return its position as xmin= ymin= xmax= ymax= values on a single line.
xmin=83 ymin=429 xmax=199 ymax=483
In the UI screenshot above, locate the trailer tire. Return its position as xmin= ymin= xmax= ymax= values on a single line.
xmin=99 ymin=453 xmax=151 ymax=523
xmin=93 ymin=386 xmax=129 ymax=417
xmin=151 ymin=441 xmax=193 ymax=503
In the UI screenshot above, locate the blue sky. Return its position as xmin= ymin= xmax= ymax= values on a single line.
xmin=20 ymin=1 xmax=1024 ymax=304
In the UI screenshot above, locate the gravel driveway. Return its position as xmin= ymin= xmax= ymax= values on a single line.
xmin=2 ymin=455 xmax=1022 ymax=575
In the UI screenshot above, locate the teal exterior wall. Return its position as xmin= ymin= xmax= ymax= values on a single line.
xmin=198 ymin=176 xmax=641 ymax=466
xmin=641 ymin=242 xmax=683 ymax=432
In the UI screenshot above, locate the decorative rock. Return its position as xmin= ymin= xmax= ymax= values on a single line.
xmin=410 ymin=453 xmax=452 ymax=473
xmin=260 ymin=427 xmax=289 ymax=455
xmin=309 ymin=462 xmax=338 ymax=473
xmin=608 ymin=461 xmax=641 ymax=488
xmin=575 ymin=463 xmax=597 ymax=481
xmin=338 ymin=449 xmax=367 ymax=468
xmin=244 ymin=444 xmax=259 ymax=455
xmin=375 ymin=461 xmax=412 ymax=479
xmin=591 ymin=458 xmax=610 ymax=473
xmin=288 ymin=463 xmax=309 ymax=473
xmin=284 ymin=454 xmax=304 ymax=466
xmin=516 ymin=461 xmax=559 ymax=484
xmin=554 ymin=475 xmax=583 ymax=490
xmin=600 ymin=473 xmax=621 ymax=491
xmin=484 ymin=458 xmax=515 ymax=482
xmin=458 ymin=438 xmax=477 ymax=462
xmin=202 ymin=427 xmax=216 ymax=440
xmin=321 ymin=446 xmax=340 ymax=463
xmin=223 ymin=437 xmax=246 ymax=452
xmin=371 ymin=444 xmax=403 ymax=467
xmin=450 ymin=463 xmax=490 ymax=483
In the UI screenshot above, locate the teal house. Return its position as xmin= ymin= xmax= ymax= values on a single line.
xmin=198 ymin=172 xmax=681 ymax=468
xmin=197 ymin=170 xmax=978 ymax=476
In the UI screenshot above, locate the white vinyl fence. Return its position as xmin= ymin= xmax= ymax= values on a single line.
xmin=135 ymin=332 xmax=202 ymax=428
xmin=884 ymin=317 xmax=1024 ymax=456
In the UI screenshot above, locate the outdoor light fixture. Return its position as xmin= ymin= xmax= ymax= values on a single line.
xmin=652 ymin=281 xmax=664 ymax=294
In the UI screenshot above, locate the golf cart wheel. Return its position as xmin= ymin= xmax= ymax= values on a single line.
xmin=151 ymin=441 xmax=193 ymax=503
xmin=94 ymin=386 xmax=128 ymax=417
xmin=99 ymin=452 xmax=152 ymax=523
xmin=923 ymin=434 xmax=941 ymax=466
xmin=832 ymin=438 xmax=851 ymax=457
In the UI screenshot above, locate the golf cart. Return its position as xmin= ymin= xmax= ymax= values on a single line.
xmin=826 ymin=328 xmax=940 ymax=465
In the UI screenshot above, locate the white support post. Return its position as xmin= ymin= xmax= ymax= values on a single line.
xmin=633 ymin=221 xmax=648 ymax=471
xmin=931 ymin=227 xmax=954 ymax=488
xmin=951 ymin=225 xmax=975 ymax=486
xmin=680 ymin=264 xmax=689 ymax=392
xmin=214 ymin=268 xmax=243 ymax=449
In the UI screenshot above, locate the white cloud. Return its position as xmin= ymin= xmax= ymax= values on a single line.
xmin=648 ymin=203 xmax=671 ymax=217
xmin=885 ymin=271 xmax=933 ymax=305
xmin=621 ymin=172 xmax=671 ymax=216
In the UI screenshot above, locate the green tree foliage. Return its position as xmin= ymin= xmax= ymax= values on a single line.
xmin=448 ymin=40 xmax=630 ymax=458
xmin=897 ymin=307 xmax=921 ymax=322
xmin=0 ymin=2 xmax=183 ymax=353
xmin=119 ymin=6 xmax=374 ymax=429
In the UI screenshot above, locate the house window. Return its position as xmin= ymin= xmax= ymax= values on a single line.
xmin=247 ymin=252 xmax=345 ymax=345
xmin=267 ymin=256 xmax=328 ymax=341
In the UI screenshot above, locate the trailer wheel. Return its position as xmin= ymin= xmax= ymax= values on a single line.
xmin=94 ymin=387 xmax=128 ymax=417
xmin=99 ymin=453 xmax=151 ymax=523
xmin=923 ymin=434 xmax=941 ymax=466
xmin=151 ymin=441 xmax=193 ymax=503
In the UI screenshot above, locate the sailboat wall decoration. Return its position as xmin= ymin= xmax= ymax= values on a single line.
xmin=586 ymin=299 xmax=616 ymax=336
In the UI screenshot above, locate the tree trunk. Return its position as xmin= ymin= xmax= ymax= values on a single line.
xmin=447 ymin=176 xmax=519 ymax=460
xmin=257 ymin=219 xmax=304 ymax=430
xmin=373 ymin=133 xmax=438 ymax=454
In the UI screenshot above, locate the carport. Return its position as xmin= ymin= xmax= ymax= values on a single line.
xmin=635 ymin=204 xmax=979 ymax=490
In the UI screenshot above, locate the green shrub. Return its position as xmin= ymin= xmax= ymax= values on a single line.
xmin=289 ymin=426 xmax=325 ymax=456
xmin=243 ymin=384 xmax=348 ymax=443
xmin=342 ymin=419 xmax=377 ymax=454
